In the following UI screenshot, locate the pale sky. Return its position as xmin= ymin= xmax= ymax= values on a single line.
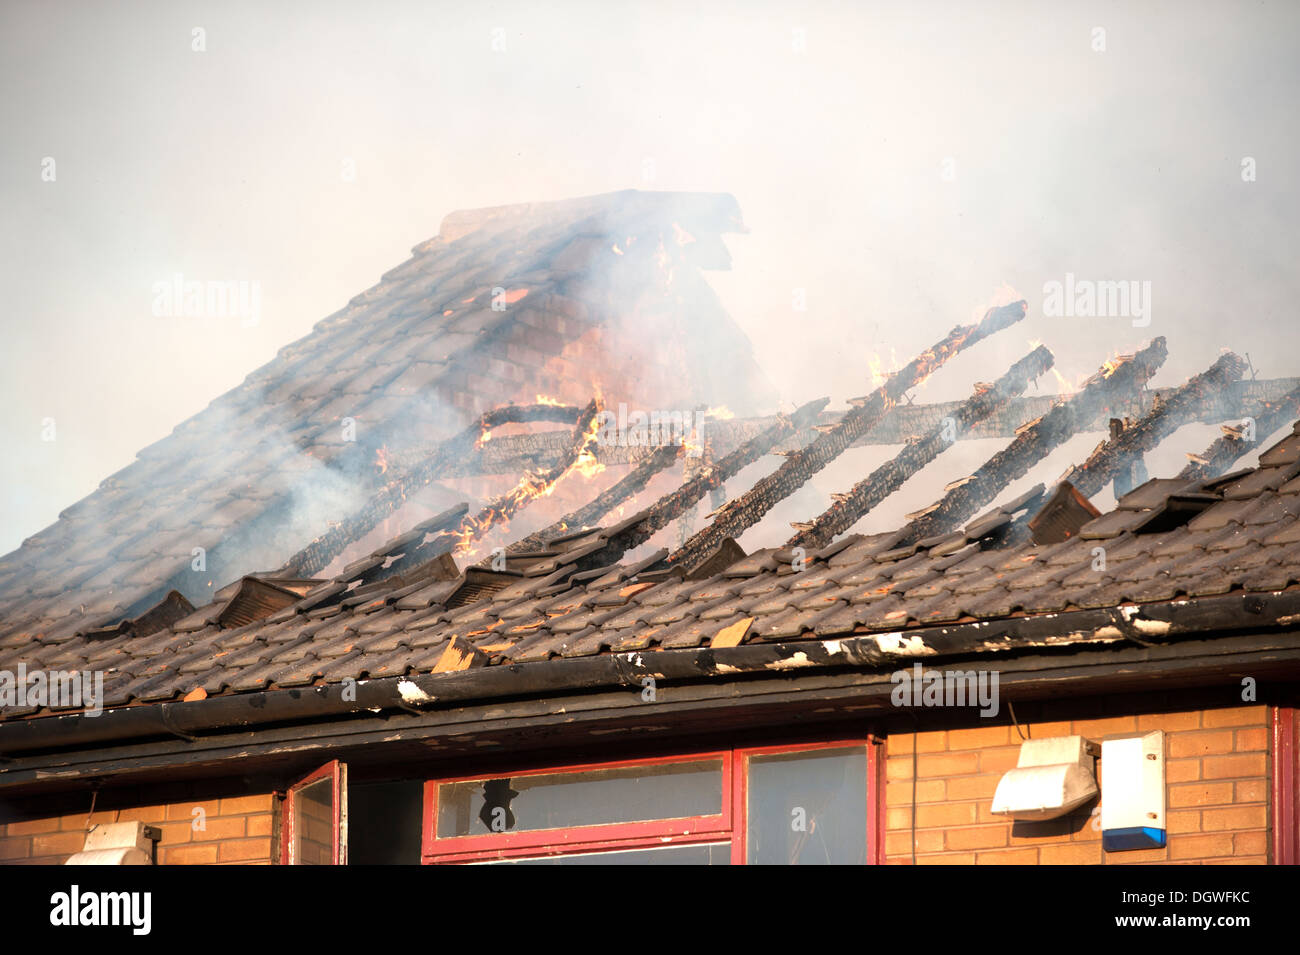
xmin=3 ymin=0 xmax=1298 ymax=556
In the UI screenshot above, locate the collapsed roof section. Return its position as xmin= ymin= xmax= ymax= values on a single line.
xmin=4 ymin=420 xmax=1300 ymax=733
xmin=5 ymin=273 xmax=1300 ymax=736
xmin=0 ymin=191 xmax=776 ymax=645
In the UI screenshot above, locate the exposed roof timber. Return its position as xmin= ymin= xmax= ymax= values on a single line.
xmin=897 ymin=337 xmax=1169 ymax=546
xmin=383 ymin=401 xmax=602 ymax=573
xmin=279 ymin=402 xmax=585 ymax=577
xmin=788 ymin=345 xmax=1055 ymax=551
xmin=506 ymin=443 xmax=683 ymax=555
xmin=664 ymin=301 xmax=1030 ymax=574
xmin=566 ymin=397 xmax=830 ymax=573
xmin=1180 ymin=382 xmax=1300 ymax=482
xmin=452 ymin=377 xmax=1300 ymax=476
xmin=1064 ymin=351 xmax=1249 ymax=499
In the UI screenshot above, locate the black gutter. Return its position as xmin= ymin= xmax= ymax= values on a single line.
xmin=2 ymin=588 xmax=1298 ymax=758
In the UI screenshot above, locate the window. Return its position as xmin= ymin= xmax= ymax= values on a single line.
xmin=422 ymin=738 xmax=881 ymax=864
xmin=281 ymin=760 xmax=348 ymax=865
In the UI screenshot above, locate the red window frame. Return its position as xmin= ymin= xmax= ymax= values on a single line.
xmin=281 ymin=759 xmax=348 ymax=865
xmin=422 ymin=736 xmax=883 ymax=865
xmin=1272 ymin=705 xmax=1298 ymax=865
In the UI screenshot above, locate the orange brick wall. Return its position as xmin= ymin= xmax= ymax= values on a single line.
xmin=0 ymin=793 xmax=277 ymax=866
xmin=884 ymin=704 xmax=1271 ymax=865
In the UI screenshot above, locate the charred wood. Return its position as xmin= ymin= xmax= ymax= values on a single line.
xmin=788 ymin=345 xmax=1055 ymax=551
xmin=899 ymin=337 xmax=1170 ymax=545
xmin=278 ymin=402 xmax=583 ymax=577
xmin=1179 ymin=383 xmax=1300 ymax=482
xmin=1063 ymin=352 xmax=1249 ymax=499
xmin=665 ymin=300 xmax=1029 ymax=572
xmin=572 ymin=396 xmax=831 ymax=571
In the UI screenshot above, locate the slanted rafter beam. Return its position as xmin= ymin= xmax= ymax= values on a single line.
xmin=664 ymin=300 xmax=1029 ymax=573
xmin=898 ymin=337 xmax=1170 ymax=545
xmin=787 ymin=344 xmax=1055 ymax=551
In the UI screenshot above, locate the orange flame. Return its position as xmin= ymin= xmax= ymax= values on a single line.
xmin=452 ymin=410 xmax=605 ymax=556
xmin=374 ymin=446 xmax=390 ymax=474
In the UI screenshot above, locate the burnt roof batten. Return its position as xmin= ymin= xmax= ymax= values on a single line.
xmin=897 ymin=337 xmax=1170 ymax=546
xmin=788 ymin=345 xmax=1056 ymax=551
xmin=665 ymin=300 xmax=1030 ymax=573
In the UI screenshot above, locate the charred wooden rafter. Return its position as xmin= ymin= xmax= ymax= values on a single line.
xmin=408 ymin=378 xmax=1300 ymax=477
xmin=664 ymin=300 xmax=1030 ymax=572
xmin=505 ymin=443 xmax=684 ymax=555
xmin=279 ymin=402 xmax=584 ymax=577
xmin=1179 ymin=382 xmax=1300 ymax=482
xmin=898 ymin=337 xmax=1170 ymax=545
xmin=787 ymin=344 xmax=1055 ymax=551
xmin=1063 ymin=352 xmax=1249 ymax=499
xmin=570 ymin=396 xmax=831 ymax=571
xmin=391 ymin=400 xmax=603 ymax=570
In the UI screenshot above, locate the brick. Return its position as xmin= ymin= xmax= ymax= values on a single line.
xmin=59 ymin=810 xmax=117 ymax=830
xmin=885 ymin=829 xmax=943 ymax=855
xmin=1169 ymin=782 xmax=1234 ymax=808
xmin=946 ymin=725 xmax=1011 ymax=749
xmin=886 ymin=779 xmax=946 ymax=805
xmin=1234 ymin=831 xmax=1268 ymax=855
xmin=1201 ymin=705 xmax=1266 ymax=728
xmin=1039 ymin=842 xmax=1102 ymax=865
xmin=1169 ymin=730 xmax=1235 ymax=758
xmin=4 ymin=817 xmax=60 ymax=836
xmin=1109 ymin=845 xmax=1168 ymax=863
xmin=917 ymin=852 xmax=975 ymax=865
xmin=218 ymin=838 xmax=272 ymax=863
xmin=886 ymin=731 xmax=947 ymax=755
xmin=167 ymin=801 xmax=221 ymax=823
xmin=886 ymin=758 xmax=914 ymax=782
xmin=31 ymin=832 xmax=85 ymax=856
xmin=943 ymin=774 xmax=1002 ymax=801
xmin=1166 ymin=810 xmax=1201 ymax=834
xmin=0 ymin=838 xmax=31 ymax=860
xmin=1166 ymin=758 xmax=1201 ymax=783
xmin=1201 ymin=806 xmax=1267 ymax=831
xmin=1169 ymin=832 xmax=1234 ymax=860
xmin=1071 ymin=819 xmax=1103 ymax=842
xmin=915 ymin=752 xmax=981 ymax=777
xmin=193 ymin=815 xmax=246 ymax=842
xmin=1202 ymin=753 xmax=1267 ymax=779
xmin=978 ymin=746 xmax=1023 ymax=774
xmin=1023 ymin=721 xmax=1072 ymax=738
xmin=885 ymin=808 xmax=913 ymax=831
xmin=246 ymin=814 xmax=273 ymax=838
xmin=946 ymin=826 xmax=1008 ymax=850
xmin=162 ymin=844 xmax=219 ymax=865
xmin=1235 ymin=779 xmax=1267 ymax=803
xmin=154 ymin=821 xmax=193 ymax=845
xmin=1207 ymin=855 xmax=1266 ymax=865
xmin=1137 ymin=711 xmax=1200 ymax=732
xmin=1235 ymin=727 xmax=1267 ymax=751
xmin=916 ymin=803 xmax=978 ymax=827
xmin=116 ymin=805 xmax=168 ymax=824
xmin=1071 ymin=716 xmax=1137 ymax=737
xmin=976 ymin=848 xmax=1038 ymax=865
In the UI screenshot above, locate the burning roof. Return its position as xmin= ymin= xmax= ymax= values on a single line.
xmin=0 ymin=191 xmax=776 ymax=645
xmin=4 ymin=192 xmax=1300 ymax=738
